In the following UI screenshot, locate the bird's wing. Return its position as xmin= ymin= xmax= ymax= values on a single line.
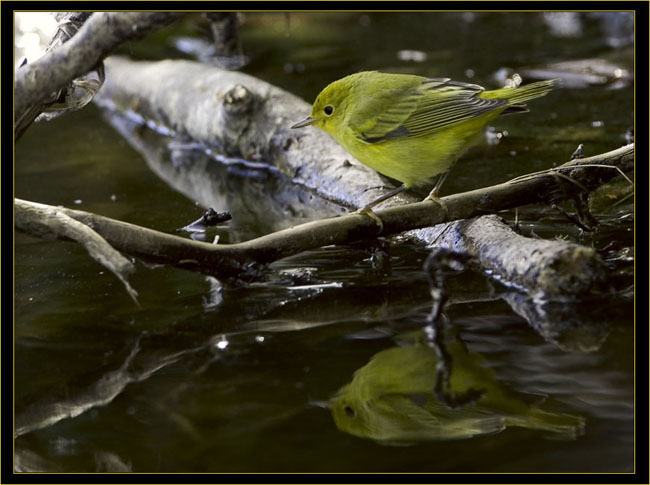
xmin=346 ymin=78 xmax=428 ymax=143
xmin=354 ymin=78 xmax=508 ymax=144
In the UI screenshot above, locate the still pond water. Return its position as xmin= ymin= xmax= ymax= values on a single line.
xmin=14 ymin=12 xmax=635 ymax=473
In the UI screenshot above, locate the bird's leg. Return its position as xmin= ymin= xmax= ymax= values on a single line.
xmin=364 ymin=184 xmax=408 ymax=209
xmin=352 ymin=185 xmax=407 ymax=230
xmin=423 ymin=172 xmax=449 ymax=215
xmin=354 ymin=206 xmax=384 ymax=230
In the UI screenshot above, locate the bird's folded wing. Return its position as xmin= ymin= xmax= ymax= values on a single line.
xmin=354 ymin=79 xmax=507 ymax=143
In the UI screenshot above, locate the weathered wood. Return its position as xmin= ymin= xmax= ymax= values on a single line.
xmin=424 ymin=215 xmax=607 ymax=296
xmin=93 ymin=57 xmax=632 ymax=295
xmin=15 ymin=143 xmax=632 ymax=294
xmin=95 ymin=57 xmax=405 ymax=210
xmin=14 ymin=12 xmax=182 ymax=135
xmin=15 ymin=199 xmax=140 ymax=303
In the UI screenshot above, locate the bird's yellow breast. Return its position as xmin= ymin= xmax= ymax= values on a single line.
xmin=304 ymin=72 xmax=557 ymax=191
xmin=333 ymin=112 xmax=501 ymax=188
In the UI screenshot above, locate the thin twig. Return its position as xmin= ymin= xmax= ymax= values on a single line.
xmin=509 ymin=162 xmax=633 ymax=186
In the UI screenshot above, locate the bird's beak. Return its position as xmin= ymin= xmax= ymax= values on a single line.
xmin=291 ymin=116 xmax=317 ymax=129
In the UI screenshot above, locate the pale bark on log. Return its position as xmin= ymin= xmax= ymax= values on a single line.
xmin=92 ymin=57 xmax=633 ymax=296
xmin=15 ymin=143 xmax=632 ymax=294
xmin=95 ymin=57 xmax=408 ymax=210
xmin=422 ymin=215 xmax=605 ymax=296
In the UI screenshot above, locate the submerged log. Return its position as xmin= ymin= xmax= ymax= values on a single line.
xmin=16 ymin=142 xmax=631 ymax=295
xmin=423 ymin=215 xmax=607 ymax=296
xmin=95 ymin=56 xmax=408 ymax=210
xmin=92 ymin=57 xmax=632 ymax=296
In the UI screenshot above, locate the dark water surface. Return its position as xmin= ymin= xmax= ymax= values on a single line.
xmin=14 ymin=12 xmax=635 ymax=473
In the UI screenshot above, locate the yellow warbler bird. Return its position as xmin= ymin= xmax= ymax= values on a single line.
xmin=291 ymin=71 xmax=559 ymax=216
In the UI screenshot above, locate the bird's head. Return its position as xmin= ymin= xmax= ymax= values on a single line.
xmin=291 ymin=77 xmax=352 ymax=136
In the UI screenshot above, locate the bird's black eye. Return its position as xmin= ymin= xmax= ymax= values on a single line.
xmin=344 ymin=405 xmax=355 ymax=418
xmin=324 ymin=105 xmax=334 ymax=116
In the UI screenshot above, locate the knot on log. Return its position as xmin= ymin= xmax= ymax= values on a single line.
xmin=223 ymin=84 xmax=254 ymax=115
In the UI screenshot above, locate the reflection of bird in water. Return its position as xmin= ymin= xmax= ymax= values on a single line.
xmin=330 ymin=336 xmax=584 ymax=445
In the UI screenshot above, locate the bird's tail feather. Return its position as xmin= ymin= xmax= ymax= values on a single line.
xmin=484 ymin=79 xmax=561 ymax=105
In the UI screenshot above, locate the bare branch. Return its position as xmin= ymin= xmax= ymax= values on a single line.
xmin=15 ymin=200 xmax=140 ymax=304
xmin=15 ymin=143 xmax=633 ymax=294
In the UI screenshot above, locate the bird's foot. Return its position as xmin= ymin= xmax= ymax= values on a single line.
xmin=352 ymin=206 xmax=384 ymax=231
xmin=423 ymin=191 xmax=449 ymax=217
